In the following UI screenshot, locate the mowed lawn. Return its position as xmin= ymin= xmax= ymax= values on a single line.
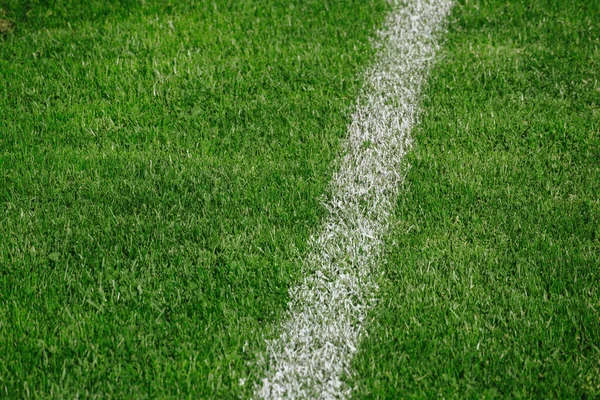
xmin=0 ymin=0 xmax=388 ymax=397
xmin=353 ymin=0 xmax=600 ymax=398
xmin=1 ymin=0 xmax=599 ymax=398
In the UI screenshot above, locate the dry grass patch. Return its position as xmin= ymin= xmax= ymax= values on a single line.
xmin=0 ymin=20 xmax=11 ymax=33
xmin=0 ymin=9 xmax=12 ymax=34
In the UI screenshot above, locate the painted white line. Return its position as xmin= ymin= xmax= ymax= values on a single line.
xmin=255 ymin=1 xmax=453 ymax=398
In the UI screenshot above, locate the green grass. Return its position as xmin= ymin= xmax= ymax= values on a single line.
xmin=353 ymin=0 xmax=600 ymax=397
xmin=0 ymin=0 xmax=389 ymax=397
xmin=2 ymin=0 xmax=599 ymax=398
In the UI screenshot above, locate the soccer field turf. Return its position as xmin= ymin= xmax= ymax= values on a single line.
xmin=1 ymin=0 xmax=599 ymax=398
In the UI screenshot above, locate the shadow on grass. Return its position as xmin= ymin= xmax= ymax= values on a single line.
xmin=0 ymin=0 xmax=177 ymax=32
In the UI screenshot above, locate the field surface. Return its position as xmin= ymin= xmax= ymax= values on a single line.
xmin=1 ymin=0 xmax=599 ymax=398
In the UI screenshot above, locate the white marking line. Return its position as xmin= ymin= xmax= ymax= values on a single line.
xmin=256 ymin=1 xmax=453 ymax=398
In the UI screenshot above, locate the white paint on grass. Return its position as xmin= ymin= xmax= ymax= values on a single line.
xmin=255 ymin=0 xmax=453 ymax=398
